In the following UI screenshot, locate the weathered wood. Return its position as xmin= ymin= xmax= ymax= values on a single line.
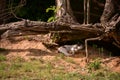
xmin=50 ymin=29 xmax=102 ymax=43
xmin=0 ymin=20 xmax=104 ymax=39
xmin=0 ymin=0 xmax=120 ymax=50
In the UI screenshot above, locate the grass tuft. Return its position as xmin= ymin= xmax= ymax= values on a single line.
xmin=0 ymin=55 xmax=7 ymax=61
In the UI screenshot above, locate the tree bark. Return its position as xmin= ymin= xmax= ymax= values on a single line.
xmin=55 ymin=0 xmax=78 ymax=24
xmin=0 ymin=20 xmax=103 ymax=40
xmin=0 ymin=0 xmax=6 ymax=24
xmin=0 ymin=0 xmax=120 ymax=48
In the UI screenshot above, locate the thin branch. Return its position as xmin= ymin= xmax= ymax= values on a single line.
xmin=87 ymin=0 xmax=90 ymax=24
xmin=84 ymin=0 xmax=87 ymax=24
xmin=85 ymin=36 xmax=103 ymax=62
xmin=9 ymin=0 xmax=26 ymax=20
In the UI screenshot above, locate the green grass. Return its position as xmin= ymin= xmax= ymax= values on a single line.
xmin=64 ymin=57 xmax=76 ymax=64
xmin=87 ymin=58 xmax=101 ymax=71
xmin=0 ymin=56 xmax=120 ymax=80
xmin=0 ymin=54 xmax=7 ymax=62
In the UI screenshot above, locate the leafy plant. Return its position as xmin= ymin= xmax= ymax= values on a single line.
xmin=88 ymin=58 xmax=101 ymax=71
xmin=46 ymin=6 xmax=57 ymax=22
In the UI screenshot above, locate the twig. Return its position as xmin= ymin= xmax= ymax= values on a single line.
xmin=87 ymin=0 xmax=90 ymax=24
xmin=85 ymin=36 xmax=103 ymax=62
xmin=9 ymin=0 xmax=26 ymax=20
xmin=84 ymin=0 xmax=87 ymax=24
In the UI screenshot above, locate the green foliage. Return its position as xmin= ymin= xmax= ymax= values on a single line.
xmin=0 ymin=58 xmax=120 ymax=80
xmin=14 ymin=56 xmax=25 ymax=62
xmin=88 ymin=58 xmax=101 ymax=71
xmin=10 ymin=63 xmax=22 ymax=70
xmin=0 ymin=55 xmax=7 ymax=61
xmin=59 ymin=53 xmax=65 ymax=59
xmin=65 ymin=57 xmax=76 ymax=64
xmin=46 ymin=6 xmax=56 ymax=13
xmin=107 ymin=72 xmax=120 ymax=80
xmin=47 ymin=16 xmax=55 ymax=22
xmin=0 ymin=63 xmax=8 ymax=70
xmin=46 ymin=6 xmax=56 ymax=22
xmin=87 ymin=70 xmax=120 ymax=80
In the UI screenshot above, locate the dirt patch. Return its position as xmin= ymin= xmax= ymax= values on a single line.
xmin=0 ymin=34 xmax=120 ymax=73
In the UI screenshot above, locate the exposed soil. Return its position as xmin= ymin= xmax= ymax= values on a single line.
xmin=0 ymin=34 xmax=120 ymax=73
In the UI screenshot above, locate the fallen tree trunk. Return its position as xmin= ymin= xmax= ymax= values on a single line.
xmin=0 ymin=0 xmax=120 ymax=49
xmin=0 ymin=20 xmax=103 ymax=41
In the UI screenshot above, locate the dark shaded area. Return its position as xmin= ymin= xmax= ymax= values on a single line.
xmin=1 ymin=0 xmax=105 ymax=23
xmin=70 ymin=0 xmax=84 ymax=23
xmin=89 ymin=41 xmax=120 ymax=56
xmin=57 ymin=39 xmax=120 ymax=57
xmin=17 ymin=0 xmax=55 ymax=21
xmin=0 ymin=48 xmax=53 ymax=56
xmin=70 ymin=0 xmax=105 ymax=24
xmin=57 ymin=40 xmax=84 ymax=46
xmin=0 ymin=48 xmax=9 ymax=55
xmin=6 ymin=0 xmax=55 ymax=22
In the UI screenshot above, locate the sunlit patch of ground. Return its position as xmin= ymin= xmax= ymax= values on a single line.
xmin=0 ymin=35 xmax=120 ymax=79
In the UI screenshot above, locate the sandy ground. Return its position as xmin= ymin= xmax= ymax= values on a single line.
xmin=0 ymin=34 xmax=120 ymax=73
